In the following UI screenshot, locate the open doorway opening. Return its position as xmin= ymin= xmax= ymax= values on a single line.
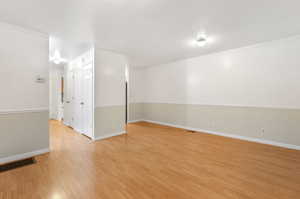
xmin=125 ymin=81 xmax=128 ymax=124
xmin=64 ymin=50 xmax=94 ymax=139
xmin=49 ymin=37 xmax=95 ymax=140
xmin=49 ymin=64 xmax=64 ymax=122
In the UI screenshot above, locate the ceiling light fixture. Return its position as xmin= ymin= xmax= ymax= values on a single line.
xmin=195 ymin=33 xmax=208 ymax=47
xmin=50 ymin=50 xmax=67 ymax=65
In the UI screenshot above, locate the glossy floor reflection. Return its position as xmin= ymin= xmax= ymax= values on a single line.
xmin=0 ymin=120 xmax=300 ymax=199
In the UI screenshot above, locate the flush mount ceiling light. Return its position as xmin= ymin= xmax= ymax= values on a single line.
xmin=195 ymin=33 xmax=208 ymax=47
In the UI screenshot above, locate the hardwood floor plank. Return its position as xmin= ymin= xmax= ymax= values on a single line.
xmin=0 ymin=120 xmax=300 ymax=199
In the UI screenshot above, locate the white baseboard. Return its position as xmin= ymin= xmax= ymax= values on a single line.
xmin=143 ymin=119 xmax=300 ymax=151
xmin=0 ymin=148 xmax=50 ymax=165
xmin=128 ymin=119 xmax=144 ymax=124
xmin=94 ymin=131 xmax=126 ymax=141
xmin=63 ymin=121 xmax=70 ymax=127
xmin=0 ymin=108 xmax=49 ymax=115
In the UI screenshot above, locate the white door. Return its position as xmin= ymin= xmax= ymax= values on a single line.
xmin=64 ymin=71 xmax=74 ymax=127
xmin=72 ymin=65 xmax=93 ymax=139
xmin=81 ymin=65 xmax=93 ymax=138
xmin=64 ymin=51 xmax=94 ymax=139
xmin=73 ymin=69 xmax=84 ymax=133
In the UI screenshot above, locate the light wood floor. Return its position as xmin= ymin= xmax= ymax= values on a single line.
xmin=1 ymin=121 xmax=300 ymax=199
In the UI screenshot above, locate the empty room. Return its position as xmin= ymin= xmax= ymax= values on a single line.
xmin=0 ymin=0 xmax=300 ymax=199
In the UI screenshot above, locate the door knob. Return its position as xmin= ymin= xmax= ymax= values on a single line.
xmin=80 ymin=102 xmax=84 ymax=105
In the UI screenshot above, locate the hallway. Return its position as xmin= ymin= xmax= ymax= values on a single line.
xmin=1 ymin=121 xmax=300 ymax=199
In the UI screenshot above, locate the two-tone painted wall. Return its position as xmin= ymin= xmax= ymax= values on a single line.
xmin=94 ymin=50 xmax=128 ymax=140
xmin=129 ymin=35 xmax=300 ymax=149
xmin=129 ymin=67 xmax=144 ymax=122
xmin=0 ymin=22 xmax=49 ymax=163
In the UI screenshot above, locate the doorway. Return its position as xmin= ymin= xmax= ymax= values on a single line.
xmin=125 ymin=65 xmax=129 ymax=128
xmin=125 ymin=81 xmax=128 ymax=124
xmin=63 ymin=49 xmax=95 ymax=139
xmin=73 ymin=63 xmax=93 ymax=138
xmin=49 ymin=64 xmax=65 ymax=121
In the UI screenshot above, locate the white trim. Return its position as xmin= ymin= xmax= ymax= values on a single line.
xmin=74 ymin=128 xmax=82 ymax=134
xmin=0 ymin=148 xmax=50 ymax=165
xmin=140 ymin=102 xmax=300 ymax=111
xmin=94 ymin=131 xmax=126 ymax=141
xmin=128 ymin=119 xmax=143 ymax=123
xmin=92 ymin=47 xmax=95 ymax=143
xmin=143 ymin=120 xmax=300 ymax=151
xmin=63 ymin=121 xmax=71 ymax=127
xmin=95 ymin=104 xmax=125 ymax=108
xmin=0 ymin=108 xmax=49 ymax=115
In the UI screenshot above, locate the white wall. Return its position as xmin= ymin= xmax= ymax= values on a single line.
xmin=95 ymin=50 xmax=127 ymax=107
xmin=0 ymin=22 xmax=49 ymax=161
xmin=129 ymin=67 xmax=145 ymax=103
xmin=129 ymin=35 xmax=300 ymax=149
xmin=0 ymin=22 xmax=49 ymax=111
xmin=94 ymin=49 xmax=128 ymax=139
xmin=139 ymin=35 xmax=300 ymax=109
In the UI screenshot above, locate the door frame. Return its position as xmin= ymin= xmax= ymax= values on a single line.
xmin=63 ymin=49 xmax=95 ymax=140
